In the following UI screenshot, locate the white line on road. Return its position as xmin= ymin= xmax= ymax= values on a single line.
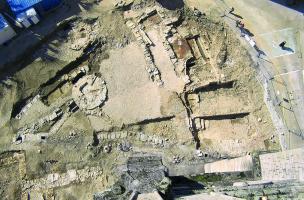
xmin=259 ymin=27 xmax=294 ymax=37
xmin=273 ymin=69 xmax=303 ymax=77
xmin=272 ymin=52 xmax=296 ymax=58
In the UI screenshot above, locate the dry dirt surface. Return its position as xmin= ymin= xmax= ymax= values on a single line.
xmin=0 ymin=0 xmax=280 ymax=198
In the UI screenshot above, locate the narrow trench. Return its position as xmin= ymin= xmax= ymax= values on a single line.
xmin=11 ymin=57 xmax=84 ymax=117
xmin=194 ymin=37 xmax=207 ymax=61
xmin=11 ymin=96 xmax=33 ymax=118
xmin=186 ymin=40 xmax=197 ymax=60
xmin=11 ymin=40 xmax=103 ymax=118
xmin=182 ymin=64 xmax=240 ymax=149
xmin=178 ymin=92 xmax=201 ymax=149
xmin=39 ymin=40 xmax=100 ymax=92
xmin=186 ymin=35 xmax=207 ymax=61
xmin=185 ymin=57 xmax=196 ymax=76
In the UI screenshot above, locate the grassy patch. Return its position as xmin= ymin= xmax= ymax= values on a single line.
xmin=190 ymin=174 xmax=223 ymax=184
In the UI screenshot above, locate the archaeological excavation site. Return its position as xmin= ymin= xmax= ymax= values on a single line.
xmin=0 ymin=0 xmax=304 ymax=199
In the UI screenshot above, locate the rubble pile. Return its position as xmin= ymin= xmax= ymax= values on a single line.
xmin=120 ymin=155 xmax=168 ymax=192
xmin=72 ymin=74 xmax=107 ymax=110
xmin=94 ymin=155 xmax=171 ymax=199
xmin=16 ymin=108 xmax=63 ymax=138
xmin=0 ymin=151 xmax=27 ymax=179
xmin=62 ymin=65 xmax=89 ymax=83
xmin=69 ymin=19 xmax=101 ymax=51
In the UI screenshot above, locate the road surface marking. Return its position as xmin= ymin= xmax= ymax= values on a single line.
xmin=259 ymin=27 xmax=294 ymax=37
xmin=272 ymin=52 xmax=295 ymax=58
xmin=273 ymin=69 xmax=303 ymax=77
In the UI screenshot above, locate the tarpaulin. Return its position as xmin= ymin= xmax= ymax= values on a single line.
xmin=7 ymin=0 xmax=42 ymax=15
xmin=0 ymin=14 xmax=8 ymax=29
xmin=7 ymin=0 xmax=62 ymax=15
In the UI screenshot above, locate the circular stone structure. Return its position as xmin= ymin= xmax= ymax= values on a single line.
xmin=72 ymin=74 xmax=107 ymax=110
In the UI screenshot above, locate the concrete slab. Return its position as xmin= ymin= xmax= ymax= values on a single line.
xmin=259 ymin=28 xmax=297 ymax=58
xmin=181 ymin=192 xmax=245 ymax=200
xmin=204 ymin=155 xmax=253 ymax=174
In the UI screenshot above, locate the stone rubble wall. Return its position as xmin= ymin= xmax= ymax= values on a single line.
xmin=15 ymin=109 xmax=70 ymax=144
xmin=0 ymin=151 xmax=26 ymax=179
xmin=22 ymin=166 xmax=102 ymax=192
xmin=97 ymin=131 xmax=172 ymax=148
xmin=216 ymin=180 xmax=304 ymax=199
xmin=126 ymin=20 xmax=163 ymax=85
xmin=125 ymin=5 xmax=184 ymax=86
xmin=16 ymin=108 xmax=63 ymax=136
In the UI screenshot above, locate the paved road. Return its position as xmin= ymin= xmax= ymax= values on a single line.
xmin=186 ymin=0 xmax=304 ymax=149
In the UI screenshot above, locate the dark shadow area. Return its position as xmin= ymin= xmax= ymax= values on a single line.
xmin=254 ymin=45 xmax=267 ymax=57
xmin=193 ymin=80 xmax=235 ymax=93
xmin=270 ymin=0 xmax=304 ymax=13
xmin=170 ymin=176 xmax=205 ymax=198
xmin=200 ymin=112 xmax=250 ymax=120
xmin=279 ymin=104 xmax=294 ymax=112
xmin=128 ymin=116 xmax=175 ymax=126
xmin=230 ymin=12 xmax=243 ymax=19
xmin=185 ymin=57 xmax=196 ymax=76
xmin=11 ymin=96 xmax=32 ymax=118
xmin=253 ymin=45 xmax=273 ymax=63
xmin=243 ymin=28 xmax=254 ymax=37
xmin=0 ymin=0 xmax=96 ymax=81
xmin=282 ymin=46 xmax=295 ymax=52
xmin=156 ymin=0 xmax=184 ymax=10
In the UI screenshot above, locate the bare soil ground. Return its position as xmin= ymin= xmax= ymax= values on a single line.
xmin=100 ymin=43 xmax=163 ymax=124
xmin=0 ymin=0 xmax=281 ymax=198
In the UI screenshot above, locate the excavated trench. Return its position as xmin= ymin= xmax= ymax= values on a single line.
xmin=11 ymin=38 xmax=105 ymax=117
xmin=11 ymin=96 xmax=33 ymax=119
xmin=179 ymin=92 xmax=201 ymax=149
